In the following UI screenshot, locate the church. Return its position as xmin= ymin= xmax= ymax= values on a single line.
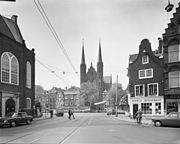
xmin=80 ymin=41 xmax=112 ymax=101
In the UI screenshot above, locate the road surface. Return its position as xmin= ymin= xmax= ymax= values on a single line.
xmin=1 ymin=113 xmax=180 ymax=144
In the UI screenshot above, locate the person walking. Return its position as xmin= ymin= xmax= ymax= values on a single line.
xmin=71 ymin=110 xmax=75 ymax=119
xmin=135 ymin=108 xmax=142 ymax=125
xmin=68 ymin=109 xmax=72 ymax=119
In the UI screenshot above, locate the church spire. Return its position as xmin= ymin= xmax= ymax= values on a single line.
xmin=98 ymin=40 xmax=102 ymax=62
xmin=81 ymin=40 xmax=85 ymax=64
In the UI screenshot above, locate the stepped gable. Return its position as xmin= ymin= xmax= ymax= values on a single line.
xmin=163 ymin=3 xmax=180 ymax=37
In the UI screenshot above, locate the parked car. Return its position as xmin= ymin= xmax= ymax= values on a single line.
xmin=56 ymin=110 xmax=64 ymax=117
xmin=152 ymin=112 xmax=180 ymax=127
xmin=0 ymin=112 xmax=33 ymax=128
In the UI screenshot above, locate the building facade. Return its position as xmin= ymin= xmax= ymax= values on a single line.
xmin=163 ymin=3 xmax=180 ymax=114
xmin=0 ymin=15 xmax=35 ymax=117
xmin=128 ymin=39 xmax=164 ymax=117
xmin=80 ymin=41 xmax=112 ymax=103
xmin=63 ymin=87 xmax=80 ymax=108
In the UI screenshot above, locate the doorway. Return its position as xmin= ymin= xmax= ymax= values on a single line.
xmin=133 ymin=104 xmax=138 ymax=119
xmin=5 ymin=99 xmax=15 ymax=116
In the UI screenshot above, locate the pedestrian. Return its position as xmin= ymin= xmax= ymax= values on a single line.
xmin=50 ymin=110 xmax=53 ymax=118
xmin=68 ymin=109 xmax=72 ymax=119
xmin=135 ymin=108 xmax=142 ymax=125
xmin=71 ymin=110 xmax=75 ymax=119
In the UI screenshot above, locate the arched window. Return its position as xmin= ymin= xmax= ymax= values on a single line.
xmin=11 ymin=57 xmax=18 ymax=84
xmin=1 ymin=52 xmax=19 ymax=85
xmin=26 ymin=61 xmax=31 ymax=88
xmin=26 ymin=98 xmax=31 ymax=109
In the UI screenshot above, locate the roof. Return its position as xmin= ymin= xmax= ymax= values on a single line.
xmin=129 ymin=54 xmax=138 ymax=64
xmin=129 ymin=51 xmax=163 ymax=64
xmin=0 ymin=15 xmax=24 ymax=44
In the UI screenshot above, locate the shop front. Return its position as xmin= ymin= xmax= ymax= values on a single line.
xmin=128 ymin=96 xmax=164 ymax=117
xmin=165 ymin=95 xmax=180 ymax=114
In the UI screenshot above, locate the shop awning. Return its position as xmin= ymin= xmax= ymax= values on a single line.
xmin=94 ymin=101 xmax=106 ymax=105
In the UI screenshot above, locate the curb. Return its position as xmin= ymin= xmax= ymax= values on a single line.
xmin=113 ymin=115 xmax=153 ymax=126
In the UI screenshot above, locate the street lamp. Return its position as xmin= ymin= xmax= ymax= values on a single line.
xmin=115 ymin=75 xmax=118 ymax=117
xmin=165 ymin=0 xmax=174 ymax=12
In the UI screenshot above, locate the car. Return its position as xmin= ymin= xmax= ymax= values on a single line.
xmin=56 ymin=110 xmax=64 ymax=117
xmin=0 ymin=112 xmax=33 ymax=128
xmin=152 ymin=112 xmax=180 ymax=127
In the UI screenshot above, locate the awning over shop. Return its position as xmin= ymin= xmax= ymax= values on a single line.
xmin=94 ymin=101 xmax=106 ymax=105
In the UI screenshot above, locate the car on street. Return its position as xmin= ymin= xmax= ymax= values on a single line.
xmin=152 ymin=112 xmax=180 ymax=127
xmin=0 ymin=112 xmax=33 ymax=127
xmin=56 ymin=109 xmax=64 ymax=117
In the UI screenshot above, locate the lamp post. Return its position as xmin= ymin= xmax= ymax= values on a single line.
xmin=115 ymin=75 xmax=118 ymax=117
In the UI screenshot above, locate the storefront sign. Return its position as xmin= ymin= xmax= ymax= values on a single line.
xmin=131 ymin=97 xmax=163 ymax=103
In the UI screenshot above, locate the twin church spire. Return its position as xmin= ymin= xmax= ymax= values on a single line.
xmin=81 ymin=40 xmax=102 ymax=65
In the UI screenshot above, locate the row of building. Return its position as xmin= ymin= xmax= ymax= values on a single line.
xmin=128 ymin=3 xmax=180 ymax=117
xmin=35 ymin=86 xmax=81 ymax=113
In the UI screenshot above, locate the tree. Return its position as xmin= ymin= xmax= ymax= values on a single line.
xmin=35 ymin=85 xmax=45 ymax=95
xmin=108 ymin=83 xmax=126 ymax=109
xmin=80 ymin=82 xmax=99 ymax=110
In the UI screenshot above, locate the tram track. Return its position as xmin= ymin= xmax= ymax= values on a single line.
xmin=2 ymin=116 xmax=91 ymax=144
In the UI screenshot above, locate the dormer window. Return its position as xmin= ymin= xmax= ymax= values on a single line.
xmin=142 ymin=55 xmax=149 ymax=64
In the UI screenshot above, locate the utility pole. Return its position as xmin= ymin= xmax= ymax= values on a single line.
xmin=115 ymin=75 xmax=118 ymax=117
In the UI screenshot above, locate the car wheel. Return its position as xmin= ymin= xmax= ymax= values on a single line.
xmin=26 ymin=120 xmax=31 ymax=125
xmin=11 ymin=121 xmax=16 ymax=127
xmin=155 ymin=121 xmax=162 ymax=127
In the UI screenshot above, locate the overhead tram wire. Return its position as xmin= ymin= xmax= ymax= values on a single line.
xmin=34 ymin=0 xmax=79 ymax=77
xmin=36 ymin=58 xmax=70 ymax=86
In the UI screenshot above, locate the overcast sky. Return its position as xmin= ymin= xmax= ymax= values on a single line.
xmin=0 ymin=0 xmax=178 ymax=90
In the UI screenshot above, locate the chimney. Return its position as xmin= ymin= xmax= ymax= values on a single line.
xmin=11 ymin=15 xmax=18 ymax=23
xmin=158 ymin=37 xmax=163 ymax=54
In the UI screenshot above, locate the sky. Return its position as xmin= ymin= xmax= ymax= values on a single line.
xmin=0 ymin=0 xmax=178 ymax=90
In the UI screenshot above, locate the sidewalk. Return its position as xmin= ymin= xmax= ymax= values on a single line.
xmin=113 ymin=115 xmax=154 ymax=126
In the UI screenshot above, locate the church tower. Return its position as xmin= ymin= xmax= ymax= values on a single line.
xmin=80 ymin=42 xmax=86 ymax=84
xmin=97 ymin=41 xmax=104 ymax=99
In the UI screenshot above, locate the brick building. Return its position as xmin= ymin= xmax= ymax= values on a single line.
xmin=163 ymin=3 xmax=180 ymax=114
xmin=128 ymin=39 xmax=164 ymax=117
xmin=0 ymin=15 xmax=35 ymax=117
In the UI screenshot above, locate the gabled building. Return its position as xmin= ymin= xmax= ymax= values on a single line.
xmin=128 ymin=39 xmax=164 ymax=117
xmin=0 ymin=15 xmax=35 ymax=117
xmin=163 ymin=3 xmax=180 ymax=114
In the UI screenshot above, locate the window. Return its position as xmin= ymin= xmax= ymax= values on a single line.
xmin=155 ymin=103 xmax=161 ymax=114
xmin=26 ymin=98 xmax=31 ymax=109
xmin=135 ymin=84 xmax=144 ymax=96
xmin=169 ymin=71 xmax=180 ymax=88
xmin=1 ymin=52 xmax=19 ymax=85
xmin=168 ymin=45 xmax=180 ymax=63
xmin=139 ymin=69 xmax=153 ymax=79
xmin=26 ymin=61 xmax=31 ymax=88
xmin=141 ymin=103 xmax=152 ymax=114
xmin=1 ymin=53 xmax=9 ymax=83
xmin=65 ymin=100 xmax=68 ymax=106
xmin=142 ymin=55 xmax=149 ymax=64
xmin=148 ymin=83 xmax=158 ymax=96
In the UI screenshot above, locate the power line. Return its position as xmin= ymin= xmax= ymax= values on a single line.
xmin=35 ymin=58 xmax=70 ymax=86
xmin=34 ymin=0 xmax=79 ymax=77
